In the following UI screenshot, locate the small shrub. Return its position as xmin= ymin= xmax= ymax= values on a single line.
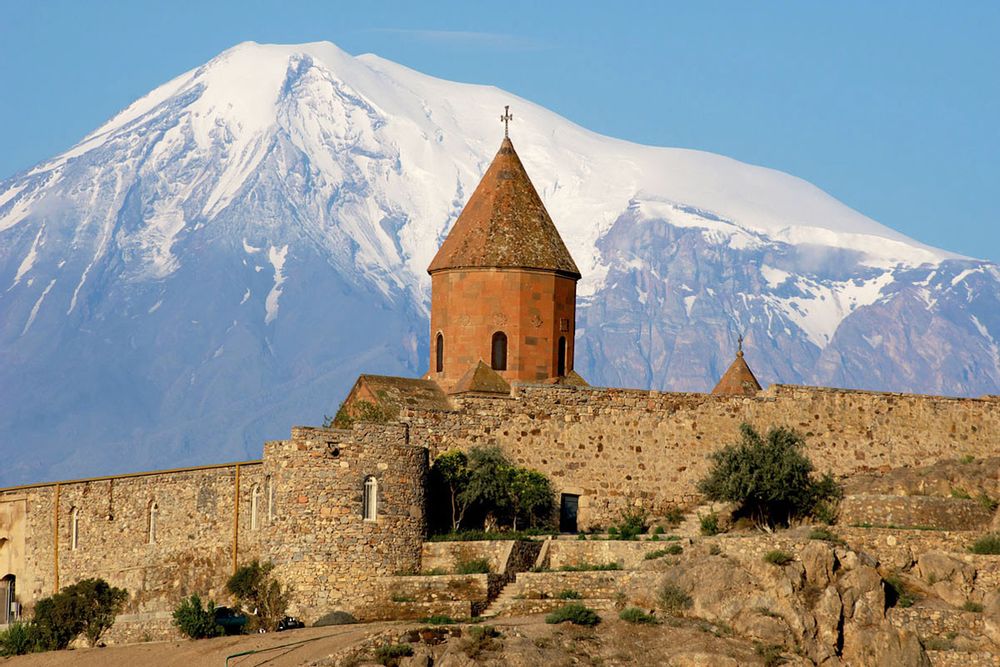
xmin=763 ymin=550 xmax=794 ymax=566
xmin=663 ymin=506 xmax=685 ymax=525
xmin=754 ymin=642 xmax=787 ymax=666
xmin=172 ymin=594 xmax=223 ymax=639
xmin=619 ymin=607 xmax=658 ymax=624
xmin=390 ymin=593 xmax=416 ymax=603
xmin=545 ymin=603 xmax=601 ymax=626
xmin=699 ymin=513 xmax=720 ymax=536
xmin=608 ymin=507 xmax=649 ymax=540
xmin=657 ymin=583 xmax=692 ymax=614
xmin=0 ymin=622 xmax=39 ymax=656
xmin=652 ymin=525 xmax=665 ymax=535
xmin=375 ymin=643 xmax=414 ymax=667
xmin=754 ymin=606 xmax=780 ymax=618
xmin=884 ymin=574 xmax=917 ymax=608
xmin=951 ymin=487 xmax=972 ymax=500
xmin=959 ymin=454 xmax=976 ymax=464
xmin=455 ymin=558 xmax=491 ymax=574
xmin=227 ymin=560 xmax=291 ymax=632
xmin=577 ymin=533 xmax=587 ymax=540
xmin=812 ymin=499 xmax=839 ymax=525
xmin=970 ymin=533 xmax=1000 ymax=555
xmin=557 ymin=589 xmax=582 ymax=600
xmin=421 ymin=567 xmax=448 ymax=576
xmin=463 ymin=625 xmax=501 ymax=658
xmin=808 ymin=528 xmax=845 ymax=544
xmin=644 ymin=549 xmax=669 ymax=560
xmin=962 ymin=601 xmax=984 ymax=613
xmin=313 ymin=610 xmax=357 ymax=626
xmin=977 ymin=493 xmax=999 ymax=512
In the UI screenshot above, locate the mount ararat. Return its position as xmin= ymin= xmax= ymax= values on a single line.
xmin=1 ymin=41 xmax=997 ymax=485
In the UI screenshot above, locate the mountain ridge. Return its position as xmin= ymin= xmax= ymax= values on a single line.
xmin=0 ymin=40 xmax=996 ymax=486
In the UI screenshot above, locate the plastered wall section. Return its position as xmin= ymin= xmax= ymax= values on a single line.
xmin=429 ymin=268 xmax=576 ymax=386
xmin=261 ymin=424 xmax=427 ymax=621
xmin=404 ymin=383 xmax=1000 ymax=530
xmin=0 ymin=462 xmax=267 ymax=635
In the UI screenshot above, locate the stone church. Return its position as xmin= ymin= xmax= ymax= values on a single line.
xmin=0 ymin=124 xmax=997 ymax=638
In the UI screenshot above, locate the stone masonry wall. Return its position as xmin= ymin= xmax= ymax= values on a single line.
xmin=262 ymin=424 xmax=427 ymax=622
xmin=404 ymin=383 xmax=1000 ymax=529
xmin=0 ymin=462 xmax=266 ymax=642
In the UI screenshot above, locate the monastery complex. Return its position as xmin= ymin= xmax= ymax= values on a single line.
xmin=1 ymin=126 xmax=998 ymax=642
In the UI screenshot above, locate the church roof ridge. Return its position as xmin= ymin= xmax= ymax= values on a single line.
xmin=428 ymin=135 xmax=581 ymax=278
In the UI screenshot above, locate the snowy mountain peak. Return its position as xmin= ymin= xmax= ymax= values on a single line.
xmin=0 ymin=41 xmax=996 ymax=486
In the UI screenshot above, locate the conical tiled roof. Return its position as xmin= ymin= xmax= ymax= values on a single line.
xmin=711 ymin=349 xmax=763 ymax=396
xmin=428 ymin=137 xmax=581 ymax=278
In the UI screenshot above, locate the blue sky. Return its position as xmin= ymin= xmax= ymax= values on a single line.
xmin=1 ymin=1 xmax=997 ymax=261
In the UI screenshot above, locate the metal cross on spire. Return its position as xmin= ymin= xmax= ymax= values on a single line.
xmin=737 ymin=334 xmax=744 ymax=357
xmin=500 ymin=105 xmax=513 ymax=137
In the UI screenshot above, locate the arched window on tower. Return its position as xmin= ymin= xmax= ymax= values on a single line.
xmin=557 ymin=336 xmax=567 ymax=377
xmin=70 ymin=507 xmax=79 ymax=551
xmin=363 ymin=476 xmax=378 ymax=522
xmin=266 ymin=475 xmax=274 ymax=523
xmin=491 ymin=332 xmax=508 ymax=371
xmin=148 ymin=501 xmax=158 ymax=544
xmin=250 ymin=484 xmax=260 ymax=530
xmin=436 ymin=333 xmax=444 ymax=373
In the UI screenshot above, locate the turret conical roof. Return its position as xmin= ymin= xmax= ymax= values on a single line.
xmin=711 ymin=348 xmax=763 ymax=396
xmin=428 ymin=137 xmax=581 ymax=278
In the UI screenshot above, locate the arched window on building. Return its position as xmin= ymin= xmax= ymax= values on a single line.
xmin=70 ymin=507 xmax=79 ymax=551
xmin=491 ymin=332 xmax=508 ymax=371
xmin=148 ymin=501 xmax=158 ymax=544
xmin=250 ymin=484 xmax=260 ymax=530
xmin=266 ymin=475 xmax=274 ymax=523
xmin=363 ymin=476 xmax=378 ymax=522
xmin=557 ymin=336 xmax=567 ymax=377
xmin=435 ymin=333 xmax=444 ymax=373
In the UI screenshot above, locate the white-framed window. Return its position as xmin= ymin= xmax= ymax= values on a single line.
xmin=148 ymin=501 xmax=158 ymax=544
xmin=250 ymin=484 xmax=260 ymax=530
xmin=363 ymin=476 xmax=378 ymax=522
xmin=70 ymin=507 xmax=79 ymax=551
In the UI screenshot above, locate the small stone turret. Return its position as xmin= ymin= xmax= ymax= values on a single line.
xmin=712 ymin=337 xmax=763 ymax=396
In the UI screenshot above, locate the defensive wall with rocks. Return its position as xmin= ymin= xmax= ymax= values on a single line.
xmin=402 ymin=383 xmax=1000 ymax=530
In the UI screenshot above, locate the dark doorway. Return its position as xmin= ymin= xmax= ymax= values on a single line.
xmin=557 ymin=336 xmax=567 ymax=376
xmin=491 ymin=331 xmax=508 ymax=371
xmin=559 ymin=494 xmax=579 ymax=533
xmin=0 ymin=575 xmax=14 ymax=625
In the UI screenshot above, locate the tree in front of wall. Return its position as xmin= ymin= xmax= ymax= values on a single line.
xmin=430 ymin=450 xmax=473 ymax=531
xmin=698 ymin=423 xmax=841 ymax=530
xmin=33 ymin=578 xmax=128 ymax=649
xmin=227 ymin=560 xmax=291 ymax=632
xmin=509 ymin=468 xmax=554 ymax=530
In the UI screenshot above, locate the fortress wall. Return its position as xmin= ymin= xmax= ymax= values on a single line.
xmin=262 ymin=424 xmax=428 ymax=621
xmin=406 ymin=384 xmax=999 ymax=529
xmin=0 ymin=462 xmax=267 ymax=641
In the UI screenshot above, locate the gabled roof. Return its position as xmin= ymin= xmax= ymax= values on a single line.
xmin=711 ymin=349 xmax=763 ymax=396
xmin=428 ymin=137 xmax=581 ymax=278
xmin=346 ymin=374 xmax=454 ymax=415
xmin=450 ymin=361 xmax=512 ymax=395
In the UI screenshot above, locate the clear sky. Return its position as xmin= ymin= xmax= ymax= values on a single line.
xmin=1 ymin=1 xmax=997 ymax=261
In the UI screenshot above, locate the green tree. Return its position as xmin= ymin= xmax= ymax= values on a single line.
xmin=172 ymin=594 xmax=223 ymax=639
xmin=698 ymin=424 xmax=840 ymax=529
xmin=430 ymin=450 xmax=472 ymax=531
xmin=459 ymin=446 xmax=514 ymax=531
xmin=510 ymin=468 xmax=554 ymax=529
xmin=33 ymin=578 xmax=128 ymax=649
xmin=227 ymin=561 xmax=291 ymax=632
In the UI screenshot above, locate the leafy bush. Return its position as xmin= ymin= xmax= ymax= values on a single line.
xmin=970 ymin=533 xmax=1000 ymax=554
xmin=663 ymin=506 xmax=685 ymax=525
xmin=545 ymin=603 xmax=601 ymax=626
xmin=619 ymin=607 xmax=658 ymax=624
xmin=455 ymin=558 xmax=491 ymax=574
xmin=557 ymin=589 xmax=582 ymax=600
xmin=608 ymin=507 xmax=648 ymax=540
xmin=976 ymin=493 xmax=999 ymax=512
xmin=658 ymin=583 xmax=692 ymax=614
xmin=646 ymin=543 xmax=683 ymax=560
xmin=699 ymin=513 xmax=720 ymax=536
xmin=884 ymin=574 xmax=917 ymax=608
xmin=227 ymin=560 xmax=291 ymax=632
xmin=422 ymin=615 xmax=458 ymax=625
xmin=172 ymin=594 xmax=223 ymax=639
xmin=652 ymin=525 xmax=665 ymax=535
xmin=375 ymin=643 xmax=414 ymax=666
xmin=698 ymin=424 xmax=841 ymax=528
xmin=33 ymin=578 xmax=128 ymax=649
xmin=962 ymin=601 xmax=984 ymax=613
xmin=313 ymin=610 xmax=357 ymax=626
xmin=0 ymin=622 xmax=39 ymax=656
xmin=951 ymin=487 xmax=972 ymax=500
xmin=808 ymin=528 xmax=845 ymax=544
xmin=763 ymin=550 xmax=794 ymax=566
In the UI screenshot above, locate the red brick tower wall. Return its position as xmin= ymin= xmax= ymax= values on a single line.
xmin=429 ymin=268 xmax=576 ymax=388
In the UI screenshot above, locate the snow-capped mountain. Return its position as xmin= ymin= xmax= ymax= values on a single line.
xmin=1 ymin=41 xmax=997 ymax=486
